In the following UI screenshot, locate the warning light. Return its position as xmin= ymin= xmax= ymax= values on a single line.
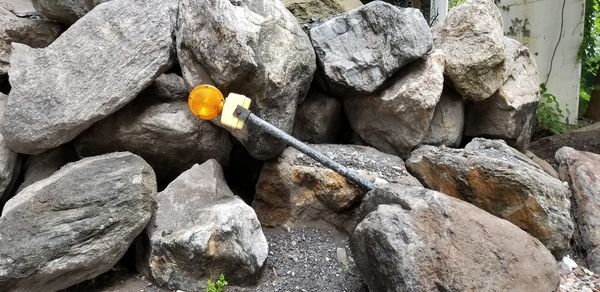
xmin=188 ymin=85 xmax=224 ymax=120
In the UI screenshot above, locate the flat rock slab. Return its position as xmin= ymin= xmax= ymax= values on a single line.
xmin=137 ymin=160 xmax=267 ymax=291
xmin=0 ymin=152 xmax=156 ymax=292
xmin=176 ymin=0 xmax=315 ymax=160
xmin=557 ymin=147 xmax=600 ymax=273
xmin=352 ymin=186 xmax=560 ymax=291
xmin=406 ymin=138 xmax=574 ymax=258
xmin=311 ymin=1 xmax=432 ymax=96
xmin=2 ymin=0 xmax=177 ymax=154
xmin=253 ymin=144 xmax=421 ymax=232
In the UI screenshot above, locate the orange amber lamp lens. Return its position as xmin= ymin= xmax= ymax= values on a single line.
xmin=188 ymin=85 xmax=224 ymax=120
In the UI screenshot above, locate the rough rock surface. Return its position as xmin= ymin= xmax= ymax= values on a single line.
xmin=31 ymin=0 xmax=111 ymax=24
xmin=344 ymin=51 xmax=444 ymax=158
xmin=0 ymin=152 xmax=156 ymax=292
xmin=433 ymin=0 xmax=506 ymax=101
xmin=422 ymin=88 xmax=464 ymax=147
xmin=141 ymin=73 xmax=187 ymax=102
xmin=253 ymin=144 xmax=421 ymax=232
xmin=557 ymin=147 xmax=600 ymax=273
xmin=406 ymin=138 xmax=574 ymax=257
xmin=0 ymin=7 xmax=61 ymax=77
xmin=0 ymin=0 xmax=36 ymax=16
xmin=283 ymin=0 xmax=362 ymax=30
xmin=177 ymin=0 xmax=315 ymax=160
xmin=137 ymin=160 xmax=268 ymax=291
xmin=16 ymin=143 xmax=78 ymax=193
xmin=2 ymin=0 xmax=177 ymax=154
xmin=311 ymin=1 xmax=432 ymax=96
xmin=292 ymin=88 xmax=347 ymax=144
xmin=75 ymin=93 xmax=231 ymax=185
xmin=352 ymin=186 xmax=560 ymax=292
xmin=465 ymin=37 xmax=540 ymax=148
xmin=0 ymin=93 xmax=19 ymax=200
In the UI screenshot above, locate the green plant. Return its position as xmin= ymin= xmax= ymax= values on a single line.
xmin=537 ymin=83 xmax=567 ymax=135
xmin=579 ymin=0 xmax=600 ymax=115
xmin=206 ymin=273 xmax=229 ymax=292
xmin=449 ymin=0 xmax=466 ymax=9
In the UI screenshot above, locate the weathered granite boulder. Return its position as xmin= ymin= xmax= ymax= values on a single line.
xmin=0 ymin=0 xmax=36 ymax=16
xmin=311 ymin=1 xmax=432 ymax=96
xmin=16 ymin=143 xmax=78 ymax=193
xmin=177 ymin=0 xmax=315 ymax=160
xmin=31 ymin=0 xmax=111 ymax=24
xmin=2 ymin=0 xmax=177 ymax=154
xmin=253 ymin=144 xmax=421 ymax=232
xmin=422 ymin=87 xmax=464 ymax=147
xmin=465 ymin=37 xmax=540 ymax=149
xmin=433 ymin=0 xmax=506 ymax=101
xmin=352 ymin=185 xmax=560 ymax=291
xmin=406 ymin=138 xmax=573 ymax=257
xmin=0 ymin=93 xmax=19 ymax=200
xmin=75 ymin=91 xmax=231 ymax=185
xmin=137 ymin=160 xmax=268 ymax=290
xmin=0 ymin=7 xmax=61 ymax=77
xmin=0 ymin=152 xmax=156 ymax=292
xmin=344 ymin=51 xmax=444 ymax=158
xmin=556 ymin=147 xmax=600 ymax=273
xmin=292 ymin=88 xmax=347 ymax=143
xmin=283 ymin=0 xmax=362 ymax=30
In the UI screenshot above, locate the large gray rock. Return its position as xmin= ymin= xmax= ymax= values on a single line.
xmin=253 ymin=144 xmax=421 ymax=232
xmin=422 ymin=88 xmax=464 ymax=147
xmin=16 ymin=144 xmax=78 ymax=193
xmin=0 ymin=7 xmax=61 ymax=77
xmin=0 ymin=93 xmax=19 ymax=200
xmin=0 ymin=0 xmax=36 ymax=16
xmin=433 ymin=0 xmax=506 ymax=101
xmin=75 ymin=91 xmax=231 ymax=185
xmin=344 ymin=51 xmax=444 ymax=158
xmin=138 ymin=160 xmax=268 ymax=291
xmin=31 ymin=0 xmax=111 ymax=24
xmin=352 ymin=186 xmax=560 ymax=292
xmin=311 ymin=1 xmax=432 ymax=96
xmin=292 ymin=88 xmax=347 ymax=143
xmin=142 ymin=73 xmax=187 ymax=102
xmin=2 ymin=0 xmax=177 ymax=155
xmin=406 ymin=138 xmax=573 ymax=257
xmin=0 ymin=152 xmax=156 ymax=292
xmin=556 ymin=147 xmax=600 ymax=273
xmin=177 ymin=0 xmax=315 ymax=160
xmin=465 ymin=37 xmax=540 ymax=149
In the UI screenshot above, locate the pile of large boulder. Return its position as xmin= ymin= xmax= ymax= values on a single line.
xmin=0 ymin=0 xmax=594 ymax=291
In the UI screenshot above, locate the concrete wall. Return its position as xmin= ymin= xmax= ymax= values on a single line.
xmin=496 ymin=0 xmax=585 ymax=124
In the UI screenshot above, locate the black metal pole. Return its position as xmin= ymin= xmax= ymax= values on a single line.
xmin=234 ymin=106 xmax=375 ymax=191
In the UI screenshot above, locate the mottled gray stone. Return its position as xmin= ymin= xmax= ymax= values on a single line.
xmin=0 ymin=152 xmax=156 ymax=292
xmin=557 ymin=147 xmax=600 ymax=273
xmin=292 ymin=88 xmax=347 ymax=143
xmin=283 ymin=0 xmax=362 ymax=31
xmin=422 ymin=88 xmax=464 ymax=147
xmin=433 ymin=0 xmax=506 ymax=101
xmin=311 ymin=1 xmax=432 ymax=96
xmin=177 ymin=0 xmax=315 ymax=160
xmin=75 ymin=91 xmax=231 ymax=185
xmin=31 ymin=0 xmax=111 ymax=24
xmin=142 ymin=73 xmax=187 ymax=101
xmin=0 ymin=93 xmax=19 ymax=200
xmin=344 ymin=51 xmax=444 ymax=158
xmin=465 ymin=37 xmax=540 ymax=149
xmin=0 ymin=7 xmax=61 ymax=77
xmin=0 ymin=0 xmax=36 ymax=16
xmin=406 ymin=138 xmax=574 ymax=258
xmin=2 ymin=0 xmax=177 ymax=154
xmin=352 ymin=186 xmax=560 ymax=292
xmin=253 ymin=144 xmax=421 ymax=232
xmin=16 ymin=144 xmax=78 ymax=193
xmin=138 ymin=160 xmax=267 ymax=291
